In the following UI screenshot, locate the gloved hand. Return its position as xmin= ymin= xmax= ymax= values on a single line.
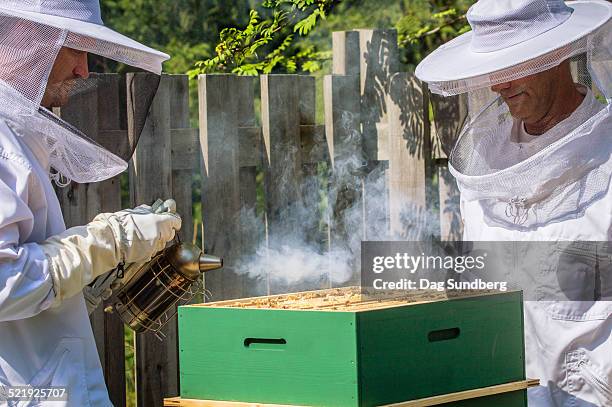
xmin=41 ymin=199 xmax=181 ymax=307
xmin=100 ymin=203 xmax=181 ymax=264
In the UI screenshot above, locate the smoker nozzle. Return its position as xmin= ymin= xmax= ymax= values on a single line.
xmin=199 ymin=254 xmax=223 ymax=272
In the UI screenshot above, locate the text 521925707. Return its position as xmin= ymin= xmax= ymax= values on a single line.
xmin=0 ymin=386 xmax=68 ymax=402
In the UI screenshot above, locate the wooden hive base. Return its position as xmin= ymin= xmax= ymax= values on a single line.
xmin=165 ymin=379 xmax=539 ymax=407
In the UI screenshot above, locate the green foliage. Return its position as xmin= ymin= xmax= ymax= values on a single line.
xmin=124 ymin=329 xmax=136 ymax=407
xmin=395 ymin=0 xmax=472 ymax=66
xmin=192 ymin=0 xmax=474 ymax=75
xmin=189 ymin=0 xmax=340 ymax=77
xmin=100 ymin=0 xmax=253 ymax=73
xmin=100 ymin=0 xmax=474 ymax=76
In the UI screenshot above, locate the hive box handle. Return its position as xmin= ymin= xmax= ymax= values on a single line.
xmin=428 ymin=327 xmax=460 ymax=342
xmin=244 ymin=338 xmax=287 ymax=350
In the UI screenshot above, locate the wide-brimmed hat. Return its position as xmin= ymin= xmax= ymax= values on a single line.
xmin=416 ymin=0 xmax=611 ymax=95
xmin=0 ymin=0 xmax=169 ymax=74
xmin=0 ymin=1 xmax=170 ymax=184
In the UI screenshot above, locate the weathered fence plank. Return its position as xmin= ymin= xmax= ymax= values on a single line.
xmin=300 ymin=124 xmax=327 ymax=164
xmin=169 ymin=75 xmax=195 ymax=243
xmin=387 ymin=73 xmax=432 ymax=239
xmin=358 ymin=30 xmax=400 ymax=240
xmin=326 ymin=31 xmax=362 ymax=252
xmin=298 ymin=75 xmax=328 ymax=257
xmin=323 ymin=74 xmax=362 ymax=283
xmin=166 ymin=75 xmax=195 ymax=397
xmin=236 ymin=77 xmax=260 ymax=299
xmin=332 ymin=31 xmax=360 ymax=76
xmin=357 ymin=29 xmax=399 ymax=162
xmin=330 ymin=29 xmax=403 ymax=243
xmin=262 ymin=74 xmax=318 ymax=293
xmin=200 ymin=74 xmax=256 ymax=300
xmin=129 ymin=74 xmax=173 ymax=202
xmin=129 ymin=73 xmax=178 ymax=407
xmin=261 ymin=75 xmax=303 ymax=240
xmin=237 ymin=127 xmax=261 ymax=166
xmin=170 ymin=128 xmax=199 ymax=171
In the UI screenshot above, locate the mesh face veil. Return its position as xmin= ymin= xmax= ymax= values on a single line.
xmin=0 ymin=1 xmax=169 ymax=184
xmin=416 ymin=0 xmax=611 ymax=229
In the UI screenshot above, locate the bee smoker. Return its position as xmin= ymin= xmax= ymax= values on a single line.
xmin=86 ymin=199 xmax=222 ymax=338
xmin=87 ymin=240 xmax=222 ymax=339
xmin=111 ymin=241 xmax=222 ymax=338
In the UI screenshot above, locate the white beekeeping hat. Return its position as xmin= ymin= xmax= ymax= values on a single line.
xmin=0 ymin=0 xmax=170 ymax=183
xmin=416 ymin=0 xmax=610 ymax=96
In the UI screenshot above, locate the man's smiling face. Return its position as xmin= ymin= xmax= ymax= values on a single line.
xmin=490 ymin=64 xmax=560 ymax=125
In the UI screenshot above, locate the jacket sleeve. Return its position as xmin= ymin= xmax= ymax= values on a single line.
xmin=0 ymin=155 xmax=56 ymax=322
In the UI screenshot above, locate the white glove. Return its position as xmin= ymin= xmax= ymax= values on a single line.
xmin=41 ymin=200 xmax=181 ymax=307
xmin=100 ymin=203 xmax=181 ymax=264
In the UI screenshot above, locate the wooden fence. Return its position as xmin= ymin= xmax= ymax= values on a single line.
xmin=56 ymin=29 xmax=464 ymax=407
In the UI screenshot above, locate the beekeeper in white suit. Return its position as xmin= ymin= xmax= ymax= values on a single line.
xmin=0 ymin=1 xmax=181 ymax=406
xmin=417 ymin=0 xmax=611 ymax=406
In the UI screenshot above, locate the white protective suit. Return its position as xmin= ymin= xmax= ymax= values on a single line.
xmin=461 ymin=100 xmax=612 ymax=407
xmin=461 ymin=179 xmax=612 ymax=407
xmin=415 ymin=0 xmax=612 ymax=406
xmin=456 ymin=95 xmax=612 ymax=406
xmin=0 ymin=120 xmax=110 ymax=405
xmin=0 ymin=1 xmax=180 ymax=406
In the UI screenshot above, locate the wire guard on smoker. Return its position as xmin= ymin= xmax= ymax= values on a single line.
xmin=114 ymin=242 xmax=222 ymax=340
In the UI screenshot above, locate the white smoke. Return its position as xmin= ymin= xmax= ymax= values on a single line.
xmin=235 ymin=243 xmax=353 ymax=289
xmin=229 ymin=107 xmax=436 ymax=296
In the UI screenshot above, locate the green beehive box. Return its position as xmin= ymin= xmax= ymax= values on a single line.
xmin=178 ymin=288 xmax=525 ymax=406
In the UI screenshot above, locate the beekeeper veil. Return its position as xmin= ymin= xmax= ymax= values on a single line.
xmin=0 ymin=0 xmax=169 ymax=184
xmin=416 ymin=0 xmax=611 ymax=229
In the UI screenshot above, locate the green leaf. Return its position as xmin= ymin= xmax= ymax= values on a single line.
xmin=432 ymin=8 xmax=457 ymax=20
xmin=293 ymin=9 xmax=320 ymax=35
xmin=187 ymin=69 xmax=199 ymax=80
xmin=301 ymin=60 xmax=321 ymax=72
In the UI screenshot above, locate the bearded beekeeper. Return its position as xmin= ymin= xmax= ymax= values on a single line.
xmin=416 ymin=0 xmax=611 ymax=406
xmin=0 ymin=1 xmax=182 ymax=406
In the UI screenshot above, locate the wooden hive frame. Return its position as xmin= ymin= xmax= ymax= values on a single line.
xmin=187 ymin=286 xmax=510 ymax=312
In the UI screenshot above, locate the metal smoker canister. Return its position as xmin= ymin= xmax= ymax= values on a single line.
xmin=114 ymin=242 xmax=222 ymax=336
